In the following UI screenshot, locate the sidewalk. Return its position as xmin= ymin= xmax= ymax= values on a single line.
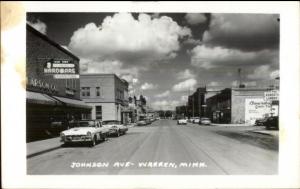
xmin=250 ymin=129 xmax=279 ymax=137
xmin=27 ymin=137 xmax=62 ymax=158
xmin=209 ymin=123 xmax=278 ymax=137
xmin=211 ymin=123 xmax=252 ymax=127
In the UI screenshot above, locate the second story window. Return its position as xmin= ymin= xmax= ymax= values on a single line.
xmin=96 ymin=87 xmax=101 ymax=97
xmin=81 ymin=87 xmax=90 ymax=97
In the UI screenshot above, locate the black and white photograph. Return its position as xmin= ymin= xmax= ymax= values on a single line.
xmin=1 ymin=1 xmax=300 ymax=188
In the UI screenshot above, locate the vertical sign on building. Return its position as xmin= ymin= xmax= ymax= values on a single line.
xmin=264 ymin=90 xmax=279 ymax=117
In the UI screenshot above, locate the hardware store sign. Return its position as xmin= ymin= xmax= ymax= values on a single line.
xmin=44 ymin=59 xmax=79 ymax=79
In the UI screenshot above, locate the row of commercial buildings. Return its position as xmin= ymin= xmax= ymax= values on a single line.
xmin=26 ymin=24 xmax=147 ymax=141
xmin=176 ymin=80 xmax=279 ymax=125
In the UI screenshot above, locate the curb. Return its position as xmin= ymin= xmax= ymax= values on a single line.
xmin=27 ymin=145 xmax=62 ymax=159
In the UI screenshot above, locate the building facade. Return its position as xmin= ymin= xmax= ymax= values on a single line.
xmin=187 ymin=87 xmax=206 ymax=118
xmin=231 ymin=87 xmax=279 ymax=124
xmin=80 ymin=74 xmax=129 ymax=123
xmin=26 ymin=24 xmax=92 ymax=142
xmin=176 ymin=105 xmax=188 ymax=118
xmin=206 ymin=88 xmax=232 ymax=123
xmin=206 ymin=87 xmax=279 ymax=124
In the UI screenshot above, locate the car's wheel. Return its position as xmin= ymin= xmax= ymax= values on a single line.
xmin=90 ymin=136 xmax=96 ymax=147
xmin=101 ymin=133 xmax=106 ymax=141
xmin=63 ymin=142 xmax=70 ymax=147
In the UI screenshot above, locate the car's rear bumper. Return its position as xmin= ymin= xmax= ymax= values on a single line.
xmin=61 ymin=135 xmax=92 ymax=143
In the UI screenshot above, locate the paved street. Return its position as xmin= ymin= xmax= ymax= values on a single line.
xmin=27 ymin=119 xmax=278 ymax=175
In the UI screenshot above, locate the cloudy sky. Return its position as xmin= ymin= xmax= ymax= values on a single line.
xmin=27 ymin=13 xmax=279 ymax=110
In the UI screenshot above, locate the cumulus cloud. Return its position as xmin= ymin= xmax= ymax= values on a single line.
xmin=141 ymin=82 xmax=157 ymax=90
xmin=270 ymin=69 xmax=279 ymax=79
xmin=247 ymin=65 xmax=273 ymax=80
xmin=121 ymin=74 xmax=139 ymax=84
xmin=207 ymin=81 xmax=220 ymax=87
xmin=155 ymin=90 xmax=170 ymax=98
xmin=172 ymin=78 xmax=197 ymax=92
xmin=190 ymin=45 xmax=278 ymax=69
xmin=69 ymin=13 xmax=191 ymax=68
xmin=27 ymin=19 xmax=47 ymax=34
xmin=183 ymin=38 xmax=202 ymax=45
xmin=80 ymin=58 xmax=141 ymax=82
xmin=181 ymin=95 xmax=188 ymax=102
xmin=185 ymin=13 xmax=207 ymax=25
xmin=203 ymin=14 xmax=279 ymax=51
xmin=151 ymin=100 xmax=180 ymax=110
xmin=231 ymin=80 xmax=257 ymax=87
xmin=177 ymin=69 xmax=196 ymax=80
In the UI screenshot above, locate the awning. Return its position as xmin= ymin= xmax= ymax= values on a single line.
xmin=27 ymin=91 xmax=60 ymax=106
xmin=53 ymin=96 xmax=92 ymax=109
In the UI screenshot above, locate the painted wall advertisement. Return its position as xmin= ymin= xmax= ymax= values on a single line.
xmin=245 ymin=98 xmax=271 ymax=125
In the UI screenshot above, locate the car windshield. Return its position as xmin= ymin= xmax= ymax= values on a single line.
xmin=75 ymin=121 xmax=96 ymax=127
xmin=102 ymin=120 xmax=120 ymax=125
xmin=201 ymin=118 xmax=210 ymax=121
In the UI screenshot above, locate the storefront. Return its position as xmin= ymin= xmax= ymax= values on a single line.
xmin=26 ymin=24 xmax=91 ymax=142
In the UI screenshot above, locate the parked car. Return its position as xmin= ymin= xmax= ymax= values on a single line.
xmin=146 ymin=118 xmax=152 ymax=125
xmin=193 ymin=117 xmax=200 ymax=124
xmin=137 ymin=120 xmax=147 ymax=126
xmin=265 ymin=116 xmax=279 ymax=130
xmin=102 ymin=120 xmax=128 ymax=137
xmin=255 ymin=117 xmax=269 ymax=126
xmin=60 ymin=120 xmax=109 ymax=147
xmin=177 ymin=118 xmax=187 ymax=125
xmin=200 ymin=117 xmax=211 ymax=125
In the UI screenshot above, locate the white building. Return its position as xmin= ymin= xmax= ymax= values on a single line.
xmin=80 ymin=74 xmax=129 ymax=122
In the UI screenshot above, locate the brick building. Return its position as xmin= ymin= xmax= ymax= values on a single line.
xmin=187 ymin=87 xmax=206 ymax=118
xmin=26 ymin=24 xmax=91 ymax=142
xmin=80 ymin=74 xmax=129 ymax=123
xmin=176 ymin=105 xmax=188 ymax=118
xmin=206 ymin=88 xmax=232 ymax=123
xmin=206 ymin=87 xmax=279 ymax=124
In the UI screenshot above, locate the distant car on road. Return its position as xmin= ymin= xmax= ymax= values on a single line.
xmin=265 ymin=116 xmax=279 ymax=130
xmin=200 ymin=117 xmax=211 ymax=125
xmin=193 ymin=117 xmax=200 ymax=124
xmin=102 ymin=120 xmax=128 ymax=137
xmin=177 ymin=118 xmax=187 ymax=125
xmin=60 ymin=120 xmax=109 ymax=147
xmin=137 ymin=120 xmax=148 ymax=126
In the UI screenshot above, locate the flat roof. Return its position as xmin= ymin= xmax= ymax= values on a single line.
xmin=80 ymin=73 xmax=129 ymax=85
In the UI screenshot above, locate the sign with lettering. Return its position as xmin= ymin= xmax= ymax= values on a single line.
xmin=27 ymin=77 xmax=57 ymax=92
xmin=264 ymin=90 xmax=279 ymax=101
xmin=245 ymin=98 xmax=272 ymax=125
xmin=43 ymin=59 xmax=79 ymax=79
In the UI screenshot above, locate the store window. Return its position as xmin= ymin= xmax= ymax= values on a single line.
xmin=81 ymin=87 xmax=90 ymax=97
xmin=96 ymin=106 xmax=102 ymax=120
xmin=96 ymin=87 xmax=101 ymax=97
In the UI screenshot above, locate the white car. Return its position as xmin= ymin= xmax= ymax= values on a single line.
xmin=60 ymin=120 xmax=109 ymax=147
xmin=102 ymin=120 xmax=128 ymax=137
xmin=177 ymin=118 xmax=187 ymax=125
xmin=200 ymin=117 xmax=211 ymax=125
xmin=193 ymin=117 xmax=200 ymax=124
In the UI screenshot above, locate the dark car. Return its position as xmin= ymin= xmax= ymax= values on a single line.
xmin=255 ymin=117 xmax=268 ymax=126
xmin=265 ymin=116 xmax=279 ymax=130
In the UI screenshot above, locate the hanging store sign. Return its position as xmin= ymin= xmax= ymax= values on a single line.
xmin=245 ymin=98 xmax=272 ymax=125
xmin=43 ymin=59 xmax=79 ymax=79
